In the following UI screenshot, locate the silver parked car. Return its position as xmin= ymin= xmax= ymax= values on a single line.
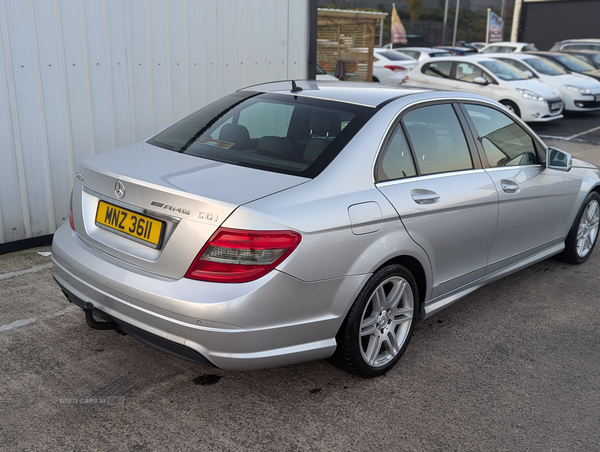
xmin=52 ymin=81 xmax=600 ymax=378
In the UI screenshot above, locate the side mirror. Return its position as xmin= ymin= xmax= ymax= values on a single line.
xmin=547 ymin=147 xmax=572 ymax=172
xmin=523 ymin=70 xmax=534 ymax=78
xmin=473 ymin=77 xmax=488 ymax=85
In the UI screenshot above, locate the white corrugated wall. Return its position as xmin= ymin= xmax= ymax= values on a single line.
xmin=0 ymin=0 xmax=309 ymax=244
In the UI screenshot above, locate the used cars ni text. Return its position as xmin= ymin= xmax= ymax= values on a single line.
xmin=52 ymin=81 xmax=600 ymax=378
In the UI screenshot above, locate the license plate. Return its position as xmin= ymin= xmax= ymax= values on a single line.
xmin=596 ymin=95 xmax=600 ymax=102
xmin=95 ymin=201 xmax=164 ymax=248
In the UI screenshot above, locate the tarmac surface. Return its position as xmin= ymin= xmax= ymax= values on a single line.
xmin=1 ymin=137 xmax=600 ymax=451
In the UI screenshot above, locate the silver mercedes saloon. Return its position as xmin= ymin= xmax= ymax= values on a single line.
xmin=52 ymin=81 xmax=600 ymax=378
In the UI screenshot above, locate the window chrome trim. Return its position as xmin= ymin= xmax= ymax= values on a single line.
xmin=484 ymin=164 xmax=544 ymax=173
xmin=375 ymin=168 xmax=487 ymax=188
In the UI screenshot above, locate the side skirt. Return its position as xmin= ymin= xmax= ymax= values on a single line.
xmin=420 ymin=242 xmax=565 ymax=319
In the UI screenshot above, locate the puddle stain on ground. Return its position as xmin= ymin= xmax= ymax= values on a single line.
xmin=193 ymin=374 xmax=222 ymax=386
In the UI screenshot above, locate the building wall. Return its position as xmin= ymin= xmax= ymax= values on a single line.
xmin=519 ymin=0 xmax=600 ymax=50
xmin=0 ymin=0 xmax=309 ymax=245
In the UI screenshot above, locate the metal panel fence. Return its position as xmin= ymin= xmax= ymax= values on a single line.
xmin=0 ymin=0 xmax=309 ymax=245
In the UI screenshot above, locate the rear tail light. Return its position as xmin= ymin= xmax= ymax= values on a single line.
xmin=185 ymin=228 xmax=301 ymax=283
xmin=384 ymin=65 xmax=407 ymax=72
xmin=69 ymin=190 xmax=75 ymax=231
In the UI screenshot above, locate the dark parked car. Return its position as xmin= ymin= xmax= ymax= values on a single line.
xmin=435 ymin=46 xmax=479 ymax=56
xmin=526 ymin=51 xmax=600 ymax=82
xmin=556 ymin=50 xmax=600 ymax=69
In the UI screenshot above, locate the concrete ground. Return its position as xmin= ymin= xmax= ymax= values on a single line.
xmin=1 ymin=140 xmax=600 ymax=451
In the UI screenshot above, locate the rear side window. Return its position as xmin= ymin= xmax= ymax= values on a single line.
xmin=376 ymin=126 xmax=417 ymax=182
xmin=423 ymin=61 xmax=452 ymax=78
xmin=565 ymin=44 xmax=597 ymax=51
xmin=464 ymin=104 xmax=539 ymax=167
xmin=402 ymin=104 xmax=473 ymax=175
xmin=147 ymin=92 xmax=373 ymax=178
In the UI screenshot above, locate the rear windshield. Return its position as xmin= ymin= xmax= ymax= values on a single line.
xmin=147 ymin=92 xmax=374 ymax=178
xmin=377 ymin=51 xmax=415 ymax=61
xmin=430 ymin=52 xmax=453 ymax=58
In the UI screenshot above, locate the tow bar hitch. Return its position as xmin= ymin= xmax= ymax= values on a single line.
xmin=82 ymin=302 xmax=122 ymax=333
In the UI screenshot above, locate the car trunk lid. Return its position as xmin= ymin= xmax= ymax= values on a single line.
xmin=72 ymin=142 xmax=308 ymax=279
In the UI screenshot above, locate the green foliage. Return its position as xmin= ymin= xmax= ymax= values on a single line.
xmin=406 ymin=0 xmax=423 ymax=22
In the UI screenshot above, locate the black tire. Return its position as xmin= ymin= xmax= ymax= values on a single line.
xmin=558 ymin=191 xmax=600 ymax=264
xmin=329 ymin=264 xmax=418 ymax=378
xmin=500 ymin=100 xmax=521 ymax=118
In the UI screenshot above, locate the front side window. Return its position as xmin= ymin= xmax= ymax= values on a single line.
xmin=455 ymin=62 xmax=494 ymax=84
xmin=402 ymin=104 xmax=473 ymax=175
xmin=147 ymin=92 xmax=373 ymax=178
xmin=499 ymin=59 xmax=536 ymax=77
xmin=464 ymin=104 xmax=539 ymax=167
xmin=479 ymin=60 xmax=528 ymax=81
xmin=423 ymin=61 xmax=453 ymax=79
xmin=565 ymin=44 xmax=594 ymax=51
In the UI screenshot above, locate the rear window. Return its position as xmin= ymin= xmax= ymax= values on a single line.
xmin=147 ymin=92 xmax=374 ymax=178
xmin=423 ymin=61 xmax=453 ymax=78
xmin=377 ymin=51 xmax=415 ymax=61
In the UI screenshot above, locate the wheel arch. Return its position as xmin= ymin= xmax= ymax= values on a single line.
xmin=373 ymin=255 xmax=427 ymax=316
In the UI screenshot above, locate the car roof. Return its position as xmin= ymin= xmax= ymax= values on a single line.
xmin=527 ymin=51 xmax=571 ymax=56
xmin=483 ymin=42 xmax=530 ymax=46
xmin=556 ymin=38 xmax=600 ymax=44
xmin=469 ymin=53 xmax=531 ymax=61
xmin=239 ymin=80 xmax=433 ymax=108
xmin=417 ymin=56 xmax=496 ymax=64
xmin=436 ymin=46 xmax=477 ymax=51
xmin=397 ymin=47 xmax=444 ymax=53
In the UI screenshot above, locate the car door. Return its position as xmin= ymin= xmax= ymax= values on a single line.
xmin=376 ymin=103 xmax=499 ymax=299
xmin=461 ymin=102 xmax=567 ymax=273
xmin=451 ymin=62 xmax=497 ymax=98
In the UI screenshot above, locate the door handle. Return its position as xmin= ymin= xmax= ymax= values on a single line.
xmin=411 ymin=189 xmax=440 ymax=204
xmin=501 ymin=179 xmax=520 ymax=193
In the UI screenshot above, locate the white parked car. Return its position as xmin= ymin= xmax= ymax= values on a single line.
xmin=316 ymin=65 xmax=339 ymax=81
xmin=404 ymin=56 xmax=564 ymax=122
xmin=480 ymin=42 xmax=538 ymax=54
xmin=481 ymin=53 xmax=600 ymax=112
xmin=372 ymin=49 xmax=417 ymax=85
xmin=394 ymin=47 xmax=453 ymax=61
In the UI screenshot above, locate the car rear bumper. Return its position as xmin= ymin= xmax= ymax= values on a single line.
xmin=51 ymin=223 xmax=368 ymax=370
